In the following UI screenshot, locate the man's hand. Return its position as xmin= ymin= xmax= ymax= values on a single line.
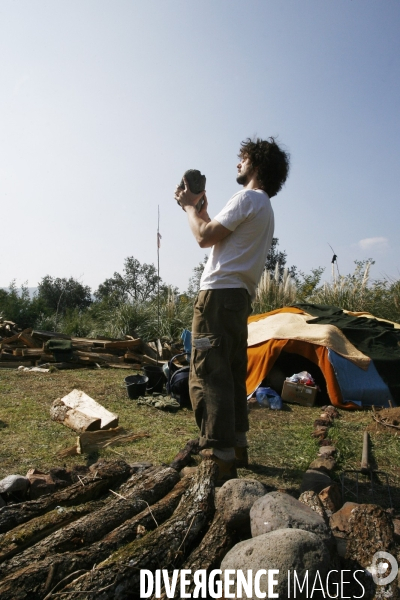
xmin=175 ymin=178 xmax=231 ymax=248
xmin=174 ymin=177 xmax=206 ymax=212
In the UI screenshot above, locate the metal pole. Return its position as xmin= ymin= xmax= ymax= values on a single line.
xmin=157 ymin=206 xmax=160 ymax=365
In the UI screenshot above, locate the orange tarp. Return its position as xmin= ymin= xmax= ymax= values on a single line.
xmin=246 ymin=308 xmax=359 ymax=410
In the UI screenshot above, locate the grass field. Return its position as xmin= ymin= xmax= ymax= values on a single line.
xmin=0 ymin=368 xmax=399 ymax=508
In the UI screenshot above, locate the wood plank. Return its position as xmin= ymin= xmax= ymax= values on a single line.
xmin=102 ymin=339 xmax=142 ymax=350
xmin=18 ymin=333 xmax=42 ymax=348
xmin=31 ymin=331 xmax=71 ymax=342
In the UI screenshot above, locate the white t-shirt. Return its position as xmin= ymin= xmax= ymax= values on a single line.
xmin=200 ymin=189 xmax=274 ymax=299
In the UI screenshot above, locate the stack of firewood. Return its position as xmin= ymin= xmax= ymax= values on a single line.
xmin=0 ymin=441 xmax=235 ymax=600
xmin=0 ymin=323 xmax=176 ymax=370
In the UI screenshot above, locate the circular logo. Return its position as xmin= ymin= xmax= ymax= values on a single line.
xmin=370 ymin=551 xmax=398 ymax=586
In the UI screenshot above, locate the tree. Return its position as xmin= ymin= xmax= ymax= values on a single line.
xmin=186 ymin=255 xmax=209 ymax=298
xmin=0 ymin=281 xmax=42 ymax=329
xmin=95 ymin=257 xmax=162 ymax=304
xmin=37 ymin=276 xmax=92 ymax=315
xmin=264 ymin=238 xmax=298 ymax=281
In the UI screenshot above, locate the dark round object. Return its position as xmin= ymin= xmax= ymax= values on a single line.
xmin=179 ymin=169 xmax=206 ymax=194
xmin=125 ymin=375 xmax=149 ymax=400
xmin=143 ymin=365 xmax=166 ymax=394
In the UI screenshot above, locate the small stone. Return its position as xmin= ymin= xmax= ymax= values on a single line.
xmin=329 ymin=502 xmax=360 ymax=535
xmin=298 ymin=490 xmax=329 ymax=525
xmin=27 ymin=472 xmax=56 ymax=500
xmin=314 ymin=418 xmax=331 ymax=428
xmin=318 ymin=445 xmax=336 ymax=457
xmin=300 ymin=469 xmax=332 ymax=494
xmin=319 ymin=438 xmax=334 ymax=446
xmin=311 ymin=427 xmax=328 ymax=440
xmin=0 ymin=475 xmax=30 ymax=495
xmin=321 ymin=406 xmax=339 ymax=419
xmin=318 ymin=484 xmax=343 ymax=514
xmin=309 ymin=456 xmax=336 ymax=472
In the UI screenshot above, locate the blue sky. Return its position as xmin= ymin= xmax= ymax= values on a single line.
xmin=1 ymin=0 xmax=399 ymax=294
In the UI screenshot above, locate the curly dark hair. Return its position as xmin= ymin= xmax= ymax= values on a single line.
xmin=239 ymin=137 xmax=290 ymax=197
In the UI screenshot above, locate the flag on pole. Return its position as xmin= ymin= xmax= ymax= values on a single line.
xmin=157 ymin=232 xmax=162 ymax=248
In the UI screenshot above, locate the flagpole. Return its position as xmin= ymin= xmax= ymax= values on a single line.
xmin=157 ymin=205 xmax=160 ymax=365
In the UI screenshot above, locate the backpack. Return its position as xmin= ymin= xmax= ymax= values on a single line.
xmin=167 ymin=352 xmax=191 ymax=407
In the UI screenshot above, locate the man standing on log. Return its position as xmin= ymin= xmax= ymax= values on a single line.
xmin=175 ymin=137 xmax=290 ymax=480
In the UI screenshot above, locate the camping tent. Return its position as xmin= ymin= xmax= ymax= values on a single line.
xmin=246 ymin=304 xmax=400 ymax=409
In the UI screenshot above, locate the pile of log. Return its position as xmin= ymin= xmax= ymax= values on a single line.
xmin=0 ymin=441 xmax=236 ymax=600
xmin=0 ymin=324 xmax=177 ymax=370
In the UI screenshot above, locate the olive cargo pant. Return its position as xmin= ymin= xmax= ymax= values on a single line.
xmin=189 ymin=288 xmax=252 ymax=449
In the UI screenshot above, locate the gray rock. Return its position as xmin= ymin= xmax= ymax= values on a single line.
xmin=0 ymin=474 xmax=30 ymax=495
xmin=221 ymin=528 xmax=330 ymax=599
xmin=250 ymin=491 xmax=330 ymax=543
xmin=216 ymin=478 xmax=266 ymax=530
xmin=300 ymin=469 xmax=332 ymax=493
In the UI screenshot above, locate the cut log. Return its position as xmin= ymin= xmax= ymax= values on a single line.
xmin=155 ymin=512 xmax=237 ymax=600
xmin=55 ymin=460 xmax=217 ymax=599
xmin=50 ymin=398 xmax=102 ymax=432
xmin=169 ymin=438 xmax=200 ymax=471
xmin=0 ymin=499 xmax=106 ymax=563
xmin=0 ymin=477 xmax=190 ymax=600
xmin=56 ymin=389 xmax=118 ymax=430
xmin=0 ymin=460 xmax=131 ymax=534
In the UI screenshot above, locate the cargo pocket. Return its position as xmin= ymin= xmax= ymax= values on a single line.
xmin=192 ymin=333 xmax=221 ymax=378
xmin=223 ymin=290 xmax=249 ymax=313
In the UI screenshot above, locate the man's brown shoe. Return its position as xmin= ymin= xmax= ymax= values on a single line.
xmin=200 ymin=449 xmax=237 ymax=483
xmin=234 ymin=446 xmax=249 ymax=468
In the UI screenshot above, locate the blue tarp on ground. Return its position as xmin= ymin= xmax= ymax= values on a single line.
xmin=328 ymin=349 xmax=393 ymax=408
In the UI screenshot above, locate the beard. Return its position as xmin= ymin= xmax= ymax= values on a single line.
xmin=236 ymin=172 xmax=249 ymax=185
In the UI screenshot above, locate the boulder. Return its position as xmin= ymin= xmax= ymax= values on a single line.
xmin=250 ymin=491 xmax=331 ymax=544
xmin=221 ymin=528 xmax=330 ymax=599
xmin=216 ymin=478 xmax=266 ymax=531
xmin=345 ymin=504 xmax=397 ymax=599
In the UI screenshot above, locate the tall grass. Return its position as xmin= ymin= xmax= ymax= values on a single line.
xmin=252 ymin=263 xmax=297 ymax=314
xmin=253 ymin=260 xmax=400 ymax=324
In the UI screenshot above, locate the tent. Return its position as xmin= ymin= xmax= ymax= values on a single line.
xmin=246 ymin=304 xmax=400 ymax=409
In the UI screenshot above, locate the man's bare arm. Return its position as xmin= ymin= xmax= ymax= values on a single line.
xmin=175 ymin=179 xmax=231 ymax=248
